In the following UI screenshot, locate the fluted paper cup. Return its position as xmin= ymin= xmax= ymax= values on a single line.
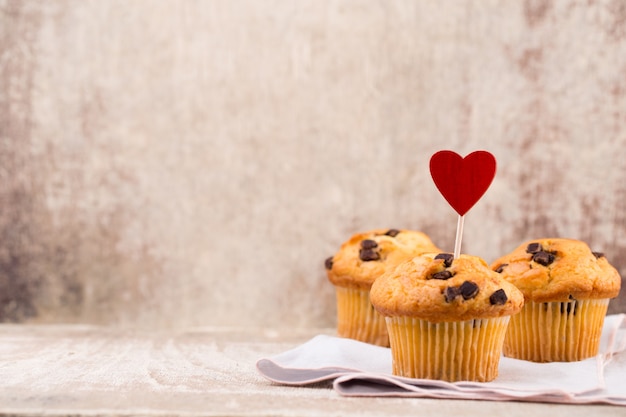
xmin=335 ymin=286 xmax=389 ymax=347
xmin=385 ymin=316 xmax=510 ymax=382
xmin=503 ymin=298 xmax=609 ymax=362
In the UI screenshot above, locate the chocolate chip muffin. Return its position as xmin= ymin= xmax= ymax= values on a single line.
xmin=324 ymin=229 xmax=441 ymax=347
xmin=370 ymin=253 xmax=523 ymax=382
xmin=492 ymin=238 xmax=621 ymax=362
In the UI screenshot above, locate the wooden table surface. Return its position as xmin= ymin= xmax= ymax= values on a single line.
xmin=0 ymin=324 xmax=624 ymax=417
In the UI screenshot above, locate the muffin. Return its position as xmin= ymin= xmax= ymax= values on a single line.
xmin=370 ymin=253 xmax=524 ymax=382
xmin=492 ymin=238 xmax=622 ymax=362
xmin=325 ymin=229 xmax=441 ymax=347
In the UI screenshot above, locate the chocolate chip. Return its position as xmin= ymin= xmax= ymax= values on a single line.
xmin=360 ymin=239 xmax=378 ymax=249
xmin=359 ymin=248 xmax=380 ymax=261
xmin=444 ymin=283 xmax=478 ymax=302
xmin=489 ymin=289 xmax=508 ymax=305
xmin=592 ymin=251 xmax=605 ymax=259
xmin=359 ymin=239 xmax=380 ymax=261
xmin=494 ymin=263 xmax=508 ymax=273
xmin=526 ymin=242 xmax=543 ymax=254
xmin=434 ymin=253 xmax=454 ymax=267
xmin=384 ymin=229 xmax=400 ymax=237
xmin=532 ymin=251 xmax=555 ymax=266
xmin=431 ymin=270 xmax=454 ymax=280
xmin=459 ymin=281 xmax=479 ymax=300
xmin=444 ymin=286 xmax=460 ymax=302
xmin=324 ymin=256 xmax=333 ymax=270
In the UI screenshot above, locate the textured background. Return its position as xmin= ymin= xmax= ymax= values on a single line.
xmin=1 ymin=0 xmax=625 ymax=329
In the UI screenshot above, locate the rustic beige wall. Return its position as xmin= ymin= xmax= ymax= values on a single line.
xmin=1 ymin=0 xmax=625 ymax=328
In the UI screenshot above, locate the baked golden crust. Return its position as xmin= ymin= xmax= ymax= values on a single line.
xmin=325 ymin=229 xmax=441 ymax=290
xmin=491 ymin=238 xmax=621 ymax=302
xmin=370 ymin=254 xmax=524 ymax=322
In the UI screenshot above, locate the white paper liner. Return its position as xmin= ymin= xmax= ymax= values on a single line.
xmin=504 ymin=299 xmax=609 ymax=362
xmin=335 ymin=286 xmax=388 ymax=346
xmin=386 ymin=316 xmax=510 ymax=382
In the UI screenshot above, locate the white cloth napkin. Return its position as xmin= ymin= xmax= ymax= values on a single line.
xmin=256 ymin=314 xmax=626 ymax=405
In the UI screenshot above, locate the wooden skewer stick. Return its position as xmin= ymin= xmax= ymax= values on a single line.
xmin=454 ymin=215 xmax=464 ymax=260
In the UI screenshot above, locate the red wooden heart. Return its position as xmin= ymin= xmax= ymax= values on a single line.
xmin=429 ymin=150 xmax=496 ymax=216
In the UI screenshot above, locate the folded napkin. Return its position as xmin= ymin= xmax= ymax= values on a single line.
xmin=256 ymin=314 xmax=626 ymax=405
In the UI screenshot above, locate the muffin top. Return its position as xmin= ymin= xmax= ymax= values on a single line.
xmin=491 ymin=238 xmax=621 ymax=302
xmin=325 ymin=229 xmax=441 ymax=290
xmin=369 ymin=253 xmax=524 ymax=322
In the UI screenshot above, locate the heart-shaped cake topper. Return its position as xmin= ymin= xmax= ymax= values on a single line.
xmin=429 ymin=150 xmax=496 ymax=216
